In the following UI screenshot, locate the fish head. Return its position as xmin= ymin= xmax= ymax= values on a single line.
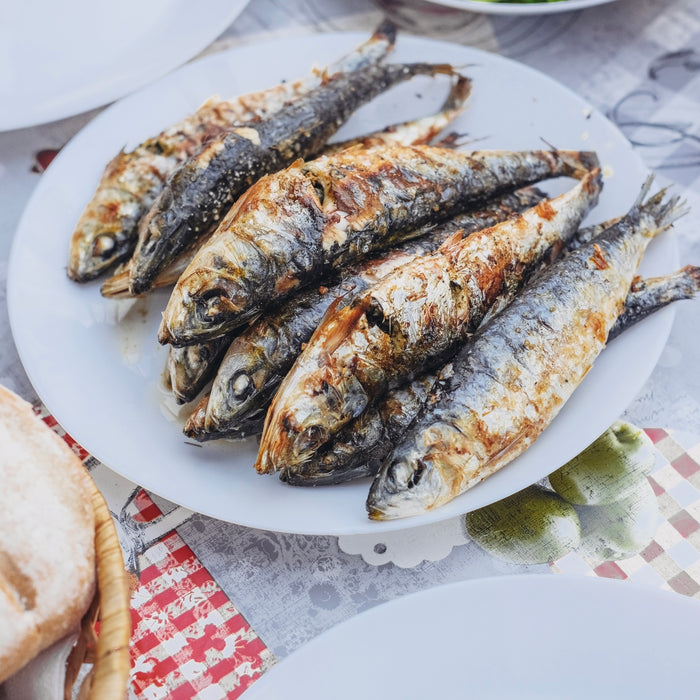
xmin=68 ymin=217 xmax=132 ymax=282
xmin=159 ymin=237 xmax=263 ymax=345
xmin=206 ymin=336 xmax=274 ymax=430
xmin=256 ymin=361 xmax=369 ymax=472
xmin=366 ymin=451 xmax=450 ymax=520
xmin=367 ymin=420 xmax=469 ymax=520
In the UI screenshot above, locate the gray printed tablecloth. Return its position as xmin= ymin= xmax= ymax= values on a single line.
xmin=1 ymin=1 xmax=699 ymax=697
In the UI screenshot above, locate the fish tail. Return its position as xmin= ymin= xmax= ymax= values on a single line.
xmin=557 ymin=149 xmax=600 ymax=178
xmin=443 ymin=74 xmax=472 ymax=110
xmin=420 ymin=63 xmax=462 ymax=78
xmin=629 ymin=178 xmax=688 ymax=236
xmin=370 ymin=18 xmax=397 ymax=48
xmin=539 ymin=139 xmax=599 ymax=177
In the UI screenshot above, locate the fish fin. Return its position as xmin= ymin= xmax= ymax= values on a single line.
xmin=437 ymin=229 xmax=469 ymax=258
xmin=442 ymin=74 xmax=472 ymax=111
xmin=183 ymin=394 xmax=210 ymax=440
xmin=308 ymin=293 xmax=370 ymax=359
xmin=371 ymin=18 xmax=398 ymax=48
xmin=630 ymin=179 xmax=689 ymax=235
xmin=101 ymin=265 xmax=134 ymax=299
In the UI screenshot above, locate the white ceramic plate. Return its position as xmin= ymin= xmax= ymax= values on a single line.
xmin=8 ymin=33 xmax=678 ymax=535
xmin=425 ymin=0 xmax=616 ymax=15
xmin=0 ymin=0 xmax=249 ymax=131
xmin=244 ymin=575 xmax=700 ymax=699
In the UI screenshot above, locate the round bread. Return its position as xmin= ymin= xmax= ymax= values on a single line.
xmin=0 ymin=385 xmax=96 ymax=683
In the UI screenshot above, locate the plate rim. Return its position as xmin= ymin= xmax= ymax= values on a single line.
xmin=7 ymin=30 xmax=677 ymax=536
xmin=421 ymin=0 xmax=617 ymax=14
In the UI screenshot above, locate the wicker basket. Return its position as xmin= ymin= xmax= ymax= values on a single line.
xmin=65 ymin=477 xmax=132 ymax=700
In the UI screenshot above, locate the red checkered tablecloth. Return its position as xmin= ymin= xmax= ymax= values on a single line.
xmin=551 ymin=429 xmax=700 ymax=599
xmin=32 ymin=403 xmax=275 ymax=699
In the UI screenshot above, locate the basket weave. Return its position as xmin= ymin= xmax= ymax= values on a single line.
xmin=65 ymin=477 xmax=131 ymax=699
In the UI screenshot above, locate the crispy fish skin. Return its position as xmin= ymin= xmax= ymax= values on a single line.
xmin=99 ymin=75 xmax=472 ymax=300
xmin=256 ymin=169 xmax=602 ymax=474
xmin=283 ymin=263 xmax=700 ymax=486
xmin=198 ymin=189 xmax=545 ymax=440
xmin=130 ymin=61 xmax=459 ymax=296
xmin=366 ymin=184 xmax=685 ymax=520
xmin=163 ymin=82 xmax=477 ymax=407
xmin=67 ymin=23 xmax=396 ymax=283
xmin=159 ymin=146 xmax=598 ymax=347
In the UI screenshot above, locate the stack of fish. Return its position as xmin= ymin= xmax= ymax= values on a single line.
xmin=68 ymin=23 xmax=699 ymax=521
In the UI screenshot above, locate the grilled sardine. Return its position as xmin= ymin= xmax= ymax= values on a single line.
xmin=129 ymin=61 xmax=460 ymax=295
xmin=67 ymin=22 xmax=397 ymax=283
xmin=366 ymin=182 xmax=685 ymax=520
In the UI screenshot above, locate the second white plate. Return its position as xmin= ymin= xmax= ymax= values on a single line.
xmin=244 ymin=576 xmax=700 ymax=699
xmin=0 ymin=0 xmax=249 ymax=131
xmin=423 ymin=0 xmax=617 ymax=15
xmin=8 ymin=32 xmax=677 ymax=535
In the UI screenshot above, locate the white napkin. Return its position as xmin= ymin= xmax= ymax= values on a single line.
xmin=1 ymin=631 xmax=78 ymax=700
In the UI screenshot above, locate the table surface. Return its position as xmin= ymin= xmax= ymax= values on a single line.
xmin=2 ymin=0 xmax=700 ymax=697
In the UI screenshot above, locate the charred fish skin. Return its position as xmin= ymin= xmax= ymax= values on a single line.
xmin=67 ymin=22 xmax=396 ymax=284
xmin=283 ymin=263 xmax=699 ymax=486
xmin=164 ymin=85 xmax=479 ymax=411
xmin=159 ymin=146 xmax=598 ymax=347
xmin=200 ymin=189 xmax=546 ymax=439
xmin=100 ymin=73 xmax=472 ymax=301
xmin=255 ymin=168 xmax=602 ymax=474
xmin=367 ymin=184 xmax=685 ymax=521
xmin=129 ymin=61 xmax=458 ymax=296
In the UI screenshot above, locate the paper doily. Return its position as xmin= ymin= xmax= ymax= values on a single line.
xmin=338 ymin=516 xmax=468 ymax=568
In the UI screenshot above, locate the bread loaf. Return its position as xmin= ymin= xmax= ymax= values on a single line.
xmin=0 ymin=385 xmax=96 ymax=683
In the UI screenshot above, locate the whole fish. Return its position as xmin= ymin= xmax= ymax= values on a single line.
xmin=197 ymin=188 xmax=545 ymax=439
xmin=67 ymin=22 xmax=397 ymax=283
xmin=366 ymin=183 xmax=685 ymax=520
xmin=255 ymin=168 xmax=602 ymax=474
xmin=159 ymin=146 xmax=598 ymax=347
xmin=99 ymin=75 xmax=472 ymax=300
xmin=129 ymin=60 xmax=460 ymax=296
xmin=282 ymin=263 xmax=700 ymax=485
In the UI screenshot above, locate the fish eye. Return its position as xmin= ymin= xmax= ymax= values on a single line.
xmin=92 ymin=233 xmax=116 ymax=259
xmin=406 ymin=460 xmax=426 ymax=490
xmin=229 ymin=372 xmax=253 ymax=401
xmin=365 ymin=297 xmax=392 ymax=335
xmin=196 ymin=289 xmax=226 ymax=323
xmin=310 ymin=178 xmax=326 ymax=205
